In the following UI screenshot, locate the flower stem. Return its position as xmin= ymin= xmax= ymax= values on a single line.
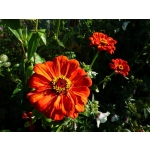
xmin=35 ymin=19 xmax=38 ymax=32
xmin=97 ymin=71 xmax=116 ymax=86
xmin=56 ymin=19 xmax=60 ymax=39
xmin=21 ymin=42 xmax=27 ymax=59
xmin=34 ymin=19 xmax=38 ymax=64
xmin=90 ymin=51 xmax=99 ymax=69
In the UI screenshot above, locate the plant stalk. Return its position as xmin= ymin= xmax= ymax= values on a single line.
xmin=97 ymin=71 xmax=116 ymax=86
xmin=90 ymin=51 xmax=99 ymax=69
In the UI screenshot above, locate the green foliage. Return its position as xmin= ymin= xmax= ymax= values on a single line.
xmin=1 ymin=19 xmax=150 ymax=132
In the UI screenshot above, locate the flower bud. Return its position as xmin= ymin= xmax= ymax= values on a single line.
xmin=0 ymin=60 xmax=2 ymax=67
xmin=24 ymin=121 xmax=31 ymax=128
xmin=111 ymin=114 xmax=119 ymax=122
xmin=22 ymin=112 xmax=28 ymax=119
xmin=130 ymin=75 xmax=134 ymax=80
xmin=0 ymin=54 xmax=8 ymax=62
xmin=4 ymin=62 xmax=11 ymax=67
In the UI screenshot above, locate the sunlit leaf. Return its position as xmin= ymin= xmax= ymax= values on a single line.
xmin=38 ymin=29 xmax=46 ymax=45
xmin=56 ymin=125 xmax=62 ymax=132
xmin=57 ymin=39 xmax=65 ymax=48
xmin=25 ymin=65 xmax=34 ymax=82
xmin=27 ymin=32 xmax=40 ymax=60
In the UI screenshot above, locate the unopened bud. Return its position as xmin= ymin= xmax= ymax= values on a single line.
xmin=0 ymin=54 xmax=8 ymax=62
xmin=4 ymin=62 xmax=11 ymax=67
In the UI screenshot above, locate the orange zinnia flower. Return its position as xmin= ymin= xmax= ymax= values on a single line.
xmin=89 ymin=32 xmax=117 ymax=54
xmin=27 ymin=55 xmax=92 ymax=121
xmin=109 ymin=58 xmax=130 ymax=77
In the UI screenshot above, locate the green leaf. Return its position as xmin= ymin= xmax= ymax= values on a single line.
xmin=90 ymin=84 xmax=99 ymax=93
xmin=38 ymin=29 xmax=46 ymax=45
xmin=103 ymin=82 xmax=107 ymax=89
xmin=32 ymin=109 xmax=43 ymax=120
xmin=11 ymin=82 xmax=23 ymax=98
xmin=0 ymin=71 xmax=4 ymax=76
xmin=63 ymin=51 xmax=76 ymax=59
xmin=47 ymin=44 xmax=59 ymax=50
xmin=57 ymin=39 xmax=65 ymax=48
xmin=4 ymin=19 xmax=22 ymax=43
xmin=0 ymin=130 xmax=11 ymax=132
xmin=45 ymin=118 xmax=52 ymax=123
xmin=25 ymin=65 xmax=34 ymax=82
xmin=27 ymin=32 xmax=40 ymax=60
xmin=30 ymin=52 xmax=45 ymax=64
xmin=56 ymin=125 xmax=62 ymax=132
xmin=27 ymin=30 xmax=34 ymax=42
xmin=22 ymin=27 xmax=28 ymax=48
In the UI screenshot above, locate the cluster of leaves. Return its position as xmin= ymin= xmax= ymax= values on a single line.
xmin=0 ymin=19 xmax=150 ymax=132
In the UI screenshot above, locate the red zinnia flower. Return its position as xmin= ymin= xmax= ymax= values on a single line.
xmin=27 ymin=55 xmax=92 ymax=121
xmin=109 ymin=58 xmax=130 ymax=77
xmin=89 ymin=32 xmax=117 ymax=54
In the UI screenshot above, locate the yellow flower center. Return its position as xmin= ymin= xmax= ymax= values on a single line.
xmin=118 ymin=65 xmax=123 ymax=70
xmin=100 ymin=38 xmax=108 ymax=45
xmin=52 ymin=76 xmax=71 ymax=93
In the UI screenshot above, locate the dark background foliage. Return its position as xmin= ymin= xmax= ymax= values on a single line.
xmin=0 ymin=19 xmax=150 ymax=132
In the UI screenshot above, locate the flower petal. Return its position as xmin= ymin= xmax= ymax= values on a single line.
xmin=69 ymin=113 xmax=78 ymax=119
xmin=65 ymin=59 xmax=79 ymax=78
xmin=36 ymin=92 xmax=56 ymax=112
xmin=69 ymin=68 xmax=87 ymax=83
xmin=28 ymin=90 xmax=54 ymax=106
xmin=45 ymin=108 xmax=64 ymax=121
xmin=61 ymin=94 xmax=75 ymax=116
xmin=54 ymin=55 xmax=69 ymax=76
xmin=73 ymin=76 xmax=92 ymax=87
xmin=68 ymin=91 xmax=85 ymax=112
xmin=71 ymin=86 xmax=90 ymax=98
xmin=33 ymin=63 xmax=53 ymax=80
xmin=28 ymin=73 xmax=51 ymax=89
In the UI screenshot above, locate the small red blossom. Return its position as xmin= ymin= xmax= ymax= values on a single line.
xmin=89 ymin=32 xmax=117 ymax=54
xmin=22 ymin=112 xmax=35 ymax=131
xmin=109 ymin=59 xmax=130 ymax=77
xmin=139 ymin=129 xmax=144 ymax=132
